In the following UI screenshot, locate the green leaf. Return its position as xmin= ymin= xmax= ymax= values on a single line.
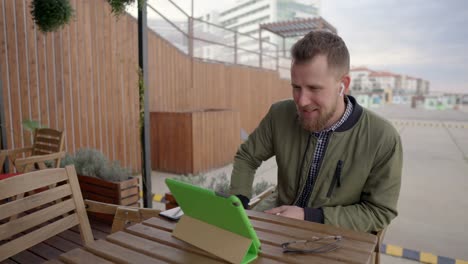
xmin=22 ymin=119 xmax=46 ymax=132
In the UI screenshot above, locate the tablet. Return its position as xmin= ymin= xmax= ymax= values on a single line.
xmin=165 ymin=178 xmax=261 ymax=261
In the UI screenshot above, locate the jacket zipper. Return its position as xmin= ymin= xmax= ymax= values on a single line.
xmin=294 ymin=133 xmax=331 ymax=206
xmin=327 ymin=160 xmax=343 ymax=198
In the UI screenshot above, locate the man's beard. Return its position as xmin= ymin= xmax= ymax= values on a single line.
xmin=298 ymin=102 xmax=337 ymax=132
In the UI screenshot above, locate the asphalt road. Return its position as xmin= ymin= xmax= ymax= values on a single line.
xmin=373 ymin=104 xmax=468 ymax=260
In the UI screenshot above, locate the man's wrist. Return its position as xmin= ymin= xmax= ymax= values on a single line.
xmin=235 ymin=194 xmax=250 ymax=209
xmin=304 ymin=207 xmax=324 ymax=223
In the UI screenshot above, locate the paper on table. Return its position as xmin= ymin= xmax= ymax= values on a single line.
xmin=159 ymin=206 xmax=184 ymax=221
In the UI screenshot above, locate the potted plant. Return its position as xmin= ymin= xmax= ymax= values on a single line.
xmin=107 ymin=0 xmax=144 ymax=16
xmin=30 ymin=0 xmax=74 ymax=32
xmin=61 ymin=148 xmax=140 ymax=223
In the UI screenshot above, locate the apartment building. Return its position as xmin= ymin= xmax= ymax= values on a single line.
xmin=198 ymin=0 xmax=321 ymax=65
xmin=350 ymin=67 xmax=430 ymax=96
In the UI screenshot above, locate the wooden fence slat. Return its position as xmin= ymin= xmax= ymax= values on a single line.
xmin=1 ymin=0 xmax=291 ymax=173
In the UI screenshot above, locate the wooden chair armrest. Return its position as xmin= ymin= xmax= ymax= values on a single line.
xmin=84 ymin=199 xmax=120 ymax=215
xmin=139 ymin=208 xmax=162 ymax=221
xmin=248 ymin=186 xmax=276 ymax=209
xmin=375 ymin=227 xmax=387 ymax=253
xmin=14 ymin=151 xmax=66 ymax=172
xmin=85 ymin=200 xmax=156 ymax=233
xmin=0 ymin=147 xmax=33 ymax=156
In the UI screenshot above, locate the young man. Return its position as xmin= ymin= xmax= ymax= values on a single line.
xmin=229 ymin=30 xmax=402 ymax=233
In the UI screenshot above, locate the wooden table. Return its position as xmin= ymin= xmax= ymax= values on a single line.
xmin=54 ymin=211 xmax=377 ymax=264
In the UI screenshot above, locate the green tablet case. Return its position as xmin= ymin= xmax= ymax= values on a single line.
xmin=165 ymin=178 xmax=261 ymax=264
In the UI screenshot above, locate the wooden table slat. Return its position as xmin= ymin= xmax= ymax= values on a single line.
xmin=56 ymin=230 xmax=84 ymax=247
xmin=44 ymin=259 xmax=66 ymax=264
xmin=85 ymin=239 xmax=168 ymax=264
xmin=28 ymin=242 xmax=64 ymax=261
xmin=9 ymin=249 xmax=46 ymax=263
xmin=127 ymin=223 xmax=222 ymax=260
xmin=0 ymin=259 xmax=18 ymax=264
xmin=59 ymin=248 xmax=113 ymax=264
xmin=107 ymin=231 xmax=224 ymax=264
xmin=44 ymin=235 xmax=81 ymax=252
xmin=247 ymin=211 xmax=377 ymax=244
xmin=70 ymin=225 xmax=109 ymax=240
xmin=129 ymin=223 xmax=287 ymax=264
xmin=260 ymin=243 xmax=347 ymax=264
xmin=251 ymin=219 xmax=375 ymax=252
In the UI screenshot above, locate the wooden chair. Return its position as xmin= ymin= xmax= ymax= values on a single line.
xmin=373 ymin=227 xmax=387 ymax=264
xmin=0 ymin=128 xmax=65 ymax=173
xmin=14 ymin=151 xmax=66 ymax=173
xmin=85 ymin=200 xmax=159 ymax=234
xmin=0 ymin=165 xmax=93 ymax=261
xmin=248 ymin=186 xmax=276 ymax=209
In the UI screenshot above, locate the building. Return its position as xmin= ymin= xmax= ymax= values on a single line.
xmin=198 ymin=0 xmax=321 ymax=65
xmin=349 ymin=67 xmax=375 ymax=92
xmin=349 ymin=66 xmax=430 ymax=105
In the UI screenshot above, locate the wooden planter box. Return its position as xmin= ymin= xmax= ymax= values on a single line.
xmin=151 ymin=109 xmax=241 ymax=174
xmin=78 ymin=175 xmax=140 ymax=223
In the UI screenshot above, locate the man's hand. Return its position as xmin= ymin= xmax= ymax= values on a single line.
xmin=264 ymin=205 xmax=304 ymax=220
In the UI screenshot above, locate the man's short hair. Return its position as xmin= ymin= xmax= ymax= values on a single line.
xmin=291 ymin=30 xmax=350 ymax=78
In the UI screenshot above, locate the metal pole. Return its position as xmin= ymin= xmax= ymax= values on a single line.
xmin=188 ymin=17 xmax=194 ymax=58
xmin=189 ymin=0 xmax=194 ymax=58
xmin=283 ymin=37 xmax=286 ymax=57
xmin=234 ymin=32 xmax=237 ymax=64
xmin=259 ymin=29 xmax=263 ymax=68
xmin=138 ymin=0 xmax=152 ymax=208
xmin=276 ymin=43 xmax=279 ymax=71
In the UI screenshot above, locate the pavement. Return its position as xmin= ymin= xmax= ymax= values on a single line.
xmin=144 ymin=103 xmax=468 ymax=264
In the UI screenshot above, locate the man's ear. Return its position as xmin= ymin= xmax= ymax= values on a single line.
xmin=341 ymin=75 xmax=351 ymax=95
xmin=339 ymin=83 xmax=345 ymax=96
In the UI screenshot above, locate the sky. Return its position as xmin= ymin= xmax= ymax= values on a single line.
xmin=142 ymin=0 xmax=468 ymax=93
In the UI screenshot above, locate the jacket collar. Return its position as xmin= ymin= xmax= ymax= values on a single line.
xmin=335 ymin=95 xmax=363 ymax=132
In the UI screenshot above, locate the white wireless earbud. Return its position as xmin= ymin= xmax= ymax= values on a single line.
xmin=339 ymin=83 xmax=345 ymax=96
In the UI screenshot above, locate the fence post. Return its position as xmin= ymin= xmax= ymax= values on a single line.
xmin=259 ymin=29 xmax=263 ymax=68
xmin=0 ymin=62 xmax=8 ymax=173
xmin=234 ymin=31 xmax=237 ymax=64
xmin=283 ymin=37 xmax=286 ymax=57
xmin=276 ymin=44 xmax=279 ymax=71
xmin=188 ymin=17 xmax=194 ymax=58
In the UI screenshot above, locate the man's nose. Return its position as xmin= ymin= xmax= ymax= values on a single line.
xmin=297 ymin=91 xmax=312 ymax=107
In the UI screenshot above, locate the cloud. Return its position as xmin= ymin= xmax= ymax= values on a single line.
xmin=322 ymin=0 xmax=468 ymax=92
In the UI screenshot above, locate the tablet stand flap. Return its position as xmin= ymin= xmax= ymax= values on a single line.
xmin=173 ymin=215 xmax=256 ymax=264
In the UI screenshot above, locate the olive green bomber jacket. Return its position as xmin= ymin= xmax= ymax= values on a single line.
xmin=229 ymin=96 xmax=403 ymax=233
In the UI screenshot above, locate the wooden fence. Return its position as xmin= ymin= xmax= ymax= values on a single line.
xmin=0 ymin=0 xmax=292 ymax=172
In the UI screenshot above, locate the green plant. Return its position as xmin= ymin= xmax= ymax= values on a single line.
xmin=61 ymin=148 xmax=132 ymax=182
xmin=253 ymin=179 xmax=275 ymax=196
xmin=173 ymin=173 xmax=275 ymax=197
xmin=30 ymin=0 xmax=74 ymax=32
xmin=107 ymin=0 xmax=144 ymax=17
xmin=22 ymin=119 xmax=47 ymax=132
xmin=100 ymin=161 xmax=132 ymax=181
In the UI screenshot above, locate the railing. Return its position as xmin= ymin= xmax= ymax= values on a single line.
xmin=146 ymin=0 xmax=291 ymax=75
